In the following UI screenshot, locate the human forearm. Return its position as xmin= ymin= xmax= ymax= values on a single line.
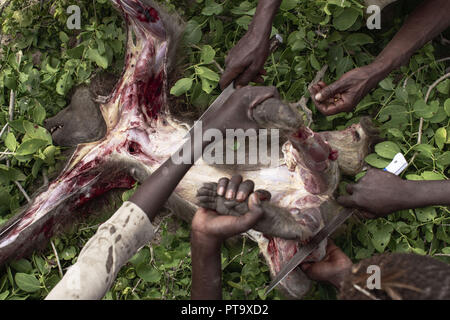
xmin=402 ymin=180 xmax=450 ymax=209
xmin=190 ymin=231 xmax=222 ymax=300
xmin=248 ymin=0 xmax=282 ymax=39
xmin=373 ymin=0 xmax=450 ymax=75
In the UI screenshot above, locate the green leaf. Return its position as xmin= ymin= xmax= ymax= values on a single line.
xmin=5 ymin=132 xmax=17 ymax=152
xmin=56 ymin=72 xmax=73 ymax=96
xmin=23 ymin=121 xmax=52 ymax=144
xmin=374 ymin=141 xmax=400 ymax=159
xmin=309 ymin=54 xmax=320 ymax=71
xmin=364 ymin=153 xmax=390 ymax=169
xmin=437 ymin=79 xmax=450 ymax=95
xmin=413 ymin=99 xmax=438 ymax=119
xmin=136 ymin=264 xmax=161 ymax=283
xmin=345 ymin=33 xmax=373 ymax=46
xmin=201 ymin=77 xmax=217 ymax=94
xmin=170 ymin=78 xmax=193 ymax=96
xmin=61 ymin=246 xmax=77 ymax=260
xmin=184 ymin=20 xmax=202 ymax=44
xmin=444 ymin=99 xmax=450 ymax=116
xmin=201 ymin=1 xmax=223 ymax=16
xmin=86 ymin=48 xmax=108 ymax=69
xmin=421 ymin=171 xmax=445 ymax=180
xmin=10 ymin=259 xmax=33 ymax=273
xmin=333 ymin=8 xmax=359 ymax=31
xmin=379 ymin=78 xmax=394 ymax=91
xmin=129 ymin=247 xmax=150 ymax=267
xmin=59 ymin=31 xmax=69 ymax=43
xmin=15 ymin=273 xmax=41 ymax=292
xmin=370 ymin=223 xmax=393 ymax=253
xmin=16 ymin=139 xmax=49 ymax=156
xmin=200 ymin=45 xmax=215 ymax=64
xmin=195 ymin=66 xmax=220 ymax=82
xmin=281 ymin=0 xmax=299 ymax=11
xmin=435 ymin=127 xmax=447 ymax=150
xmin=32 ymin=104 xmax=46 ymax=125
xmin=415 ymin=207 xmax=437 ymax=222
xmin=437 ymin=151 xmax=450 ymax=167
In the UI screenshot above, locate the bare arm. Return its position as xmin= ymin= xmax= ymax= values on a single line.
xmin=312 ymin=0 xmax=450 ymax=115
xmin=338 ymin=169 xmax=450 ymax=218
xmin=219 ymin=0 xmax=282 ymax=89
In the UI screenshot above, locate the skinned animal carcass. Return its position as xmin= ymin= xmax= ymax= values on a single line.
xmin=0 ymin=0 xmax=378 ymax=299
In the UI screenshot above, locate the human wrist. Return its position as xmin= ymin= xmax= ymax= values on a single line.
xmin=191 ymin=229 xmax=222 ymax=251
xmin=329 ymin=266 xmax=351 ymax=291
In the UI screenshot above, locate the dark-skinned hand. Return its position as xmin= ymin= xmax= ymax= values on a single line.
xmin=310 ymin=65 xmax=380 ymax=116
xmin=300 ymin=240 xmax=352 ymax=290
xmin=204 ymin=86 xmax=279 ymax=133
xmin=337 ymin=168 xmax=408 ymax=219
xmin=219 ymin=32 xmax=270 ymax=90
xmin=191 ymin=193 xmax=264 ymax=243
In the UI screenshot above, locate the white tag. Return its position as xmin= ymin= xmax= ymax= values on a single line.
xmin=384 ymin=153 xmax=407 ymax=176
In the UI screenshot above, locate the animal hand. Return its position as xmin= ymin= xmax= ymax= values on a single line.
xmin=219 ymin=32 xmax=270 ymax=90
xmin=300 ymin=240 xmax=352 ymax=289
xmin=310 ymin=65 xmax=380 ymax=116
xmin=191 ymin=194 xmax=264 ymax=243
xmin=205 ymin=86 xmax=280 ymax=133
xmin=337 ymin=168 xmax=408 ymax=218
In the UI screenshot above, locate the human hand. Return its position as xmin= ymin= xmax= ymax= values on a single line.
xmin=337 ymin=168 xmax=408 ymax=218
xmin=219 ymin=31 xmax=270 ymax=90
xmin=310 ymin=64 xmax=382 ymax=116
xmin=300 ymin=240 xmax=352 ymax=289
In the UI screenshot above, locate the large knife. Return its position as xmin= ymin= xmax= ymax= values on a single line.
xmin=264 ymin=207 xmax=357 ymax=296
xmin=264 ymin=154 xmax=409 ymax=295
xmin=183 ymin=34 xmax=283 ymax=139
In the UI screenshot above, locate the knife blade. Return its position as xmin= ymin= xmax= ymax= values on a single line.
xmin=265 ymin=207 xmax=357 ymax=296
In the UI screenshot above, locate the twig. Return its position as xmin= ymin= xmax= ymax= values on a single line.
xmin=14 ymin=181 xmax=32 ymax=203
xmin=50 ymin=239 xmax=64 ymax=278
xmin=0 ymin=123 xmax=8 ymax=138
xmin=131 ymin=278 xmax=142 ymax=295
xmin=407 ymin=71 xmax=450 ymax=168
xmin=433 ymin=253 xmax=450 ymax=257
xmin=403 ymin=57 xmax=450 ymax=88
xmin=353 ymin=284 xmax=379 ymax=300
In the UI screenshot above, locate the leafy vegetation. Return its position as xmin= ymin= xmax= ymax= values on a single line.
xmin=0 ymin=0 xmax=449 ymax=300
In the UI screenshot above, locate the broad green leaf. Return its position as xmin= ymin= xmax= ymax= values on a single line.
xmin=437 ymin=151 xmax=450 ymax=167
xmin=281 ymin=0 xmax=299 ymax=11
xmin=413 ymin=144 xmax=435 ymax=158
xmin=201 ymin=1 xmax=223 ymax=16
xmin=421 ymin=171 xmax=445 ymax=180
xmin=200 ymin=45 xmax=215 ymax=64
xmin=201 ymin=77 xmax=217 ymax=94
xmin=10 ymin=259 xmax=33 ymax=273
xmin=333 ymin=8 xmax=359 ymax=31
xmin=59 ymin=31 xmax=69 ymax=43
xmin=32 ymin=104 xmax=46 ymax=125
xmin=5 ymin=132 xmax=17 ymax=152
xmin=170 ymin=78 xmax=193 ymax=96
xmin=56 ymin=72 xmax=73 ymax=96
xmin=129 ymin=247 xmax=150 ymax=267
xmin=374 ymin=141 xmax=400 ymax=159
xmin=415 ymin=207 xmax=437 ymax=222
xmin=195 ymin=66 xmax=220 ymax=82
xmin=184 ymin=20 xmax=202 ymax=44
xmin=236 ymin=16 xmax=252 ymax=29
xmin=413 ymin=99 xmax=438 ymax=119
xmin=444 ymin=99 xmax=450 ymax=116
xmin=15 ymin=273 xmax=41 ymax=292
xmin=379 ymin=78 xmax=394 ymax=91
xmin=61 ymin=246 xmax=77 ymax=260
xmin=370 ymin=223 xmax=393 ymax=253
xmin=309 ymin=54 xmax=320 ymax=71
xmin=345 ymin=33 xmax=373 ymax=46
xmin=16 ymin=139 xmax=49 ymax=156
xmin=136 ymin=264 xmax=161 ymax=283
xmin=437 ymin=79 xmax=450 ymax=95
xmin=435 ymin=127 xmax=447 ymax=150
xmin=0 ymin=291 xmax=8 ymax=300
xmin=86 ymin=48 xmax=108 ymax=69
xmin=23 ymin=121 xmax=52 ymax=144
xmin=0 ymin=165 xmax=26 ymax=182
xmin=364 ymin=153 xmax=390 ymax=168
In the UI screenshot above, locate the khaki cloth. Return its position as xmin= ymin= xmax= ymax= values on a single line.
xmin=46 ymin=202 xmax=154 ymax=300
